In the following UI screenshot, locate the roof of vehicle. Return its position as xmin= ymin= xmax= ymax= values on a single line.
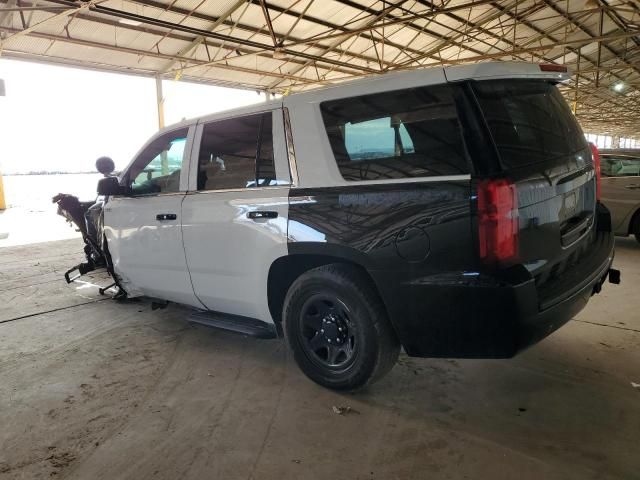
xmin=163 ymin=61 xmax=569 ymax=130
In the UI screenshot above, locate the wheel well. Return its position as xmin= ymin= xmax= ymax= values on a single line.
xmin=628 ymin=207 xmax=640 ymax=235
xmin=267 ymin=254 xmax=382 ymax=329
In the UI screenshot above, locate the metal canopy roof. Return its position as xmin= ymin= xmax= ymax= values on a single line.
xmin=0 ymin=0 xmax=639 ymax=135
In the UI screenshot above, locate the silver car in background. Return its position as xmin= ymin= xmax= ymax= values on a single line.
xmin=600 ymin=149 xmax=640 ymax=243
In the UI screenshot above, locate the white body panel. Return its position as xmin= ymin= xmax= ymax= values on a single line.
xmin=180 ymin=108 xmax=291 ymax=323
xmin=601 ymin=175 xmax=640 ymax=235
xmin=181 ymin=189 xmax=289 ymax=322
xmin=104 ymin=194 xmax=201 ymax=307
xmin=104 ymin=124 xmax=201 ymax=306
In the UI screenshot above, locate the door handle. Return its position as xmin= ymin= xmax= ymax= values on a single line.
xmin=624 ymin=184 xmax=640 ymax=190
xmin=247 ymin=211 xmax=278 ymax=220
xmin=156 ymin=213 xmax=177 ymax=221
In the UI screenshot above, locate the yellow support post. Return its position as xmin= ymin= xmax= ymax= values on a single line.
xmin=0 ymin=79 xmax=4 ymax=210
xmin=0 ymin=174 xmax=5 ymax=210
xmin=155 ymin=75 xmax=168 ymax=175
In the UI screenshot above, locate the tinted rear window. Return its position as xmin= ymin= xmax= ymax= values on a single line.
xmin=320 ymin=84 xmax=469 ymax=181
xmin=473 ymin=80 xmax=587 ymax=169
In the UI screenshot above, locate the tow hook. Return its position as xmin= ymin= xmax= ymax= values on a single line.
xmin=608 ymin=268 xmax=621 ymax=285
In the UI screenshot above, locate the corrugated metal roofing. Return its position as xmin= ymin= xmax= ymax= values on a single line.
xmin=0 ymin=0 xmax=638 ymax=135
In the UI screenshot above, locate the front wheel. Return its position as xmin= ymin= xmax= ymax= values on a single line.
xmin=283 ymin=264 xmax=400 ymax=391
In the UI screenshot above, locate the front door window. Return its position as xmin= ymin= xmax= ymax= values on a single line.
xmin=127 ymin=128 xmax=189 ymax=195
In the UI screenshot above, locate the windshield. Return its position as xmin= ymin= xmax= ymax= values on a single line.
xmin=473 ymin=80 xmax=588 ymax=169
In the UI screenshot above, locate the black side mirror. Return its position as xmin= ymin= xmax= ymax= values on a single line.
xmin=97 ymin=176 xmax=123 ymax=196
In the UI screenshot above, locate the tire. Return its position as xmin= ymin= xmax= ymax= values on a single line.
xmin=282 ymin=263 xmax=400 ymax=391
xmin=633 ymin=214 xmax=640 ymax=243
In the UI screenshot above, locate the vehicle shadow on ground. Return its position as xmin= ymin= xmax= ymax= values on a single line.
xmin=614 ymin=236 xmax=639 ymax=250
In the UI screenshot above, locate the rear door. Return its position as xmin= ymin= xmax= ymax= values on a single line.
xmin=104 ymin=125 xmax=202 ymax=307
xmin=600 ymin=155 xmax=640 ymax=234
xmin=181 ymin=109 xmax=291 ymax=323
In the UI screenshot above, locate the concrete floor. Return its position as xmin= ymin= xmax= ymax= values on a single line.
xmin=0 ymin=238 xmax=638 ymax=480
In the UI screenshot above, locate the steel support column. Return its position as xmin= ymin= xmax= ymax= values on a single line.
xmin=155 ymin=75 xmax=165 ymax=130
xmin=155 ymin=75 xmax=168 ymax=174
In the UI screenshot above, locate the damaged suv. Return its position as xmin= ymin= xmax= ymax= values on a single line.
xmin=55 ymin=62 xmax=619 ymax=390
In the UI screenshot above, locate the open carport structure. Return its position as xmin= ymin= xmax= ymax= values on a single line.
xmin=0 ymin=0 xmax=639 ymax=136
xmin=0 ymin=1 xmax=639 ymax=479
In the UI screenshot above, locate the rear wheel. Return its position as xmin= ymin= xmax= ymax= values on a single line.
xmin=283 ymin=264 xmax=399 ymax=391
xmin=632 ymin=211 xmax=640 ymax=243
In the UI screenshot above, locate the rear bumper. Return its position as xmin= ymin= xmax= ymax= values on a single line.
xmin=374 ymin=230 xmax=615 ymax=358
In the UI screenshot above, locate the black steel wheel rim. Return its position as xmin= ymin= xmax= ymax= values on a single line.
xmin=298 ymin=294 xmax=357 ymax=370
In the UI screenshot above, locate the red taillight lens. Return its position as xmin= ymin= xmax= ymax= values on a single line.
xmin=589 ymin=142 xmax=601 ymax=201
xmin=477 ymin=179 xmax=519 ymax=264
xmin=539 ymin=64 xmax=568 ymax=72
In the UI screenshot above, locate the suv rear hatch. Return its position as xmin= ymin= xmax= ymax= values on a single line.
xmin=470 ymin=79 xmax=602 ymax=309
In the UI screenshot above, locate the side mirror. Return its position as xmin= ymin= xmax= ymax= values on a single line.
xmin=97 ymin=176 xmax=122 ymax=196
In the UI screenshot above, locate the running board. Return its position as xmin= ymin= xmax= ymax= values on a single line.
xmin=188 ymin=311 xmax=277 ymax=339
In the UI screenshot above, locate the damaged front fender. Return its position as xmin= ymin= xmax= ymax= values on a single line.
xmin=52 ymin=193 xmax=126 ymax=298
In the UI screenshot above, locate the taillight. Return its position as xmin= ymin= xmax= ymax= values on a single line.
xmin=477 ymin=179 xmax=519 ymax=264
xmin=539 ymin=64 xmax=568 ymax=72
xmin=589 ymin=142 xmax=601 ymax=201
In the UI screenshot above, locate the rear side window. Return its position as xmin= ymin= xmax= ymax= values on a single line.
xmin=473 ymin=80 xmax=588 ymax=169
xmin=320 ymin=84 xmax=468 ymax=181
xmin=197 ymin=112 xmax=277 ymax=191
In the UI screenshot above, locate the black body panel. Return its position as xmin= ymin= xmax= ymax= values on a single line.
xmin=288 ymin=183 xmax=614 ymax=357
xmin=288 ymin=181 xmax=473 ymax=271
xmin=287 ymin=180 xmax=475 ymax=353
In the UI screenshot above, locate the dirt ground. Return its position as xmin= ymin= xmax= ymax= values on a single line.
xmin=0 ymin=237 xmax=638 ymax=480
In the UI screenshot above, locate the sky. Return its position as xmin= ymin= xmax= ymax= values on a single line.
xmin=0 ymin=59 xmax=265 ymax=174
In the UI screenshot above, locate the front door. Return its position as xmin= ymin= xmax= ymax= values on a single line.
xmin=181 ymin=109 xmax=290 ymax=323
xmin=104 ymin=125 xmax=201 ymax=307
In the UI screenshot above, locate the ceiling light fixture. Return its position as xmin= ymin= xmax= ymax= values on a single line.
xmin=119 ymin=18 xmax=142 ymax=26
xmin=613 ymin=82 xmax=625 ymax=92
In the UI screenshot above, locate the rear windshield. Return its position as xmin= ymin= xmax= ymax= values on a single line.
xmin=473 ymin=80 xmax=587 ymax=169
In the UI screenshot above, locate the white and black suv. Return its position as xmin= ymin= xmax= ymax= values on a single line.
xmin=55 ymin=61 xmax=619 ymax=390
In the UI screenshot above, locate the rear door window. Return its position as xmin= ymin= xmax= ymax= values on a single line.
xmin=197 ymin=112 xmax=278 ymax=191
xmin=472 ymin=80 xmax=588 ymax=169
xmin=320 ymin=84 xmax=468 ymax=181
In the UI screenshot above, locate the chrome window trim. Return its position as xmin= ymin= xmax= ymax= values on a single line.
xmin=290 ymin=174 xmax=472 ymax=189
xmin=185 ymin=185 xmax=290 ymax=195
xmin=283 ymin=107 xmax=299 ymax=187
xmin=110 ymin=191 xmax=187 ymax=199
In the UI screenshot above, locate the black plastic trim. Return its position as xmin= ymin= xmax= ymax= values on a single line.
xmin=189 ymin=311 xmax=277 ymax=339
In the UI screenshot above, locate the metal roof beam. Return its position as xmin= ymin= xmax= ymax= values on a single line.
xmin=0 ymin=24 xmax=329 ymax=85
xmin=265 ymin=0 xmax=410 ymax=89
xmin=123 ymin=0 xmax=398 ymax=69
xmin=43 ymin=0 xmax=380 ymax=74
xmin=159 ymin=0 xmax=246 ymax=74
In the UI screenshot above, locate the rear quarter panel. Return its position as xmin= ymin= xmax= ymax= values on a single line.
xmin=287 ymin=181 xmax=473 ymax=342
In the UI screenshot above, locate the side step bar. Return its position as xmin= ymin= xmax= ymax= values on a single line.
xmin=188 ymin=311 xmax=277 ymax=339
